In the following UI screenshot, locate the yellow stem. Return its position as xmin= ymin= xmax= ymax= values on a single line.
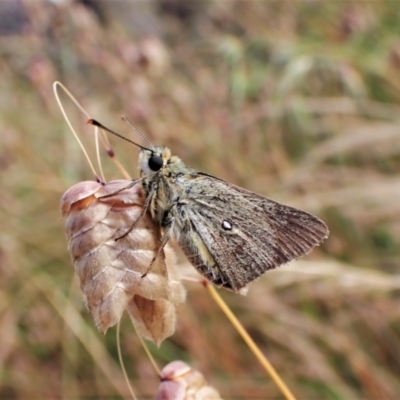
xmin=206 ymin=283 xmax=297 ymax=400
xmin=130 ymin=318 xmax=161 ymax=376
xmin=116 ymin=321 xmax=138 ymax=400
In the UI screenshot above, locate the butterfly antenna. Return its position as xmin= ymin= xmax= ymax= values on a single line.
xmin=87 ymin=119 xmax=153 ymax=152
xmin=121 ymin=115 xmax=154 ymax=150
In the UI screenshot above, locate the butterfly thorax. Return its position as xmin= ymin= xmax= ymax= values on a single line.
xmin=139 ymin=146 xmax=196 ymax=227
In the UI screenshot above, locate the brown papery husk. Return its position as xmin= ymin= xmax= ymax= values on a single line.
xmin=61 ymin=180 xmax=185 ymax=343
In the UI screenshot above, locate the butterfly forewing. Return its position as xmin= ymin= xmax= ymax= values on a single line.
xmin=174 ymin=174 xmax=328 ymax=291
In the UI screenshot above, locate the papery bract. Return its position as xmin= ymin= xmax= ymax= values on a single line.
xmin=61 ymin=180 xmax=185 ymax=343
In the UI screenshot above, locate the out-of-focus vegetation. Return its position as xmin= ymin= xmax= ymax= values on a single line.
xmin=1 ymin=0 xmax=400 ymax=398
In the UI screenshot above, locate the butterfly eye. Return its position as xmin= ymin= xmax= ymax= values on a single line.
xmin=148 ymin=154 xmax=163 ymax=171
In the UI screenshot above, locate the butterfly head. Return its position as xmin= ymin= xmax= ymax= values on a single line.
xmin=139 ymin=146 xmax=194 ymax=182
xmin=139 ymin=146 xmax=172 ymax=179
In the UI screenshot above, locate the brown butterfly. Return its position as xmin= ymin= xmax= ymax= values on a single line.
xmin=90 ymin=119 xmax=328 ymax=291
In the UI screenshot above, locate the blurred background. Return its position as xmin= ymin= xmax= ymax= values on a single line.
xmin=1 ymin=0 xmax=400 ymax=398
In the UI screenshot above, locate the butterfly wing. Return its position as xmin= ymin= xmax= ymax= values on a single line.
xmin=176 ymin=173 xmax=328 ymax=291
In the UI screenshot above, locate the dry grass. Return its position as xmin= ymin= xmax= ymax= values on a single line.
xmin=1 ymin=1 xmax=400 ymax=398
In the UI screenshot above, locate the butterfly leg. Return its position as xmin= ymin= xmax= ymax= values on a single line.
xmin=98 ymin=179 xmax=142 ymax=199
xmin=114 ymin=182 xmax=155 ymax=241
xmin=141 ymin=220 xmax=174 ymax=278
xmin=141 ymin=201 xmax=178 ymax=277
